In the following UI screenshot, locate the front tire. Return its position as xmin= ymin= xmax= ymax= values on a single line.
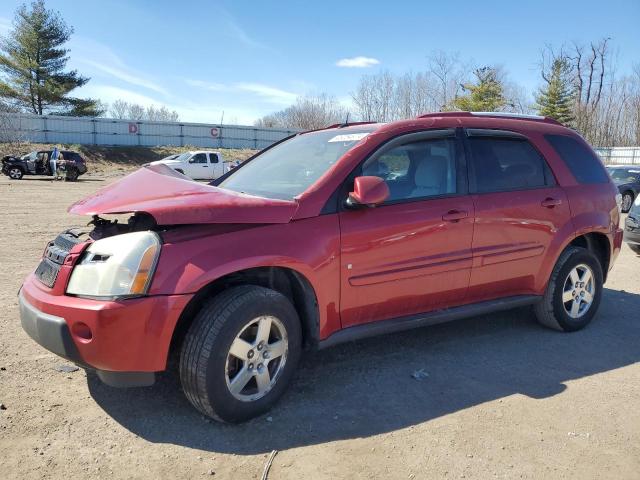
xmin=179 ymin=285 xmax=302 ymax=423
xmin=8 ymin=167 xmax=23 ymax=179
xmin=534 ymin=246 xmax=603 ymax=332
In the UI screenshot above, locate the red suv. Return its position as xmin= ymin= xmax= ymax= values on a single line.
xmin=19 ymin=112 xmax=623 ymax=422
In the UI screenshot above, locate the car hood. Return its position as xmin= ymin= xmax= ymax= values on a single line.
xmin=68 ymin=164 xmax=298 ymax=225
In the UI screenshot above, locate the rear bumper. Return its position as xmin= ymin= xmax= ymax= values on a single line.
xmin=19 ymin=273 xmax=193 ymax=386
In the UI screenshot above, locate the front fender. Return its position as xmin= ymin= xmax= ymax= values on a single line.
xmin=149 ymin=215 xmax=342 ymax=338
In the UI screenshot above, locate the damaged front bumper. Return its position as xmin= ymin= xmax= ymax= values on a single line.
xmin=19 ymin=274 xmax=193 ymax=387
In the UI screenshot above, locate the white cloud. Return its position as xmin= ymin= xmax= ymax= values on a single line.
xmin=235 ymin=83 xmax=298 ymax=104
xmin=186 ymin=79 xmax=299 ymax=106
xmin=69 ymin=36 xmax=168 ymax=96
xmin=336 ymin=56 xmax=380 ymax=68
xmin=77 ymin=84 xmax=160 ymax=107
xmin=217 ymin=7 xmax=265 ymax=50
xmin=184 ymin=79 xmax=227 ymax=91
xmin=80 ymin=59 xmax=168 ymax=96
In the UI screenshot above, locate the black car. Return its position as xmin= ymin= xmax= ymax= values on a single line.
xmin=624 ymin=198 xmax=640 ymax=255
xmin=606 ymin=165 xmax=640 ymax=213
xmin=1 ymin=149 xmax=87 ymax=181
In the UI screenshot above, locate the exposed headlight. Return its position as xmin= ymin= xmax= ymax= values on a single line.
xmin=67 ymin=231 xmax=161 ymax=298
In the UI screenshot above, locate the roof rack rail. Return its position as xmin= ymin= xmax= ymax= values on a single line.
xmin=417 ymin=111 xmax=561 ymax=125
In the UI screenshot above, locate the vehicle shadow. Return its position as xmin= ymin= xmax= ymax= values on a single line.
xmin=87 ymin=287 xmax=640 ymax=454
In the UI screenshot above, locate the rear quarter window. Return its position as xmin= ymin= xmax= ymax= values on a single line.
xmin=545 ymin=134 xmax=609 ymax=184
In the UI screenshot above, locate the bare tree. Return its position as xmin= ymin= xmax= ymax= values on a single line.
xmin=255 ymin=94 xmax=349 ymax=130
xmin=109 ymin=99 xmax=129 ymax=119
xmin=108 ymin=100 xmax=179 ymax=122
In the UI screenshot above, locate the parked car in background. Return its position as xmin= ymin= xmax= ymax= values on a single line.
xmin=19 ymin=112 xmax=622 ymax=423
xmin=623 ymin=196 xmax=640 ymax=254
xmin=605 ymin=165 xmax=640 ymax=212
xmin=1 ymin=149 xmax=87 ymax=181
xmin=149 ymin=150 xmax=228 ymax=180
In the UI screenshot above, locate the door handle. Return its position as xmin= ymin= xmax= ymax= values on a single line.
xmin=541 ymin=197 xmax=562 ymax=208
xmin=442 ymin=210 xmax=469 ymax=222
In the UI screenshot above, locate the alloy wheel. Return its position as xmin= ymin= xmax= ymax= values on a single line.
xmin=225 ymin=315 xmax=288 ymax=402
xmin=562 ymin=263 xmax=595 ymax=319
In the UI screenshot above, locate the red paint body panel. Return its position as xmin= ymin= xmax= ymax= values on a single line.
xmin=68 ymin=164 xmax=298 ymax=225
xmin=339 ymin=196 xmax=474 ymax=327
xmin=22 ymin=113 xmax=623 ymax=375
xmin=151 ymin=215 xmax=342 ymax=339
xmin=467 ymin=186 xmax=573 ymax=301
xmin=21 ymin=273 xmax=192 ymax=371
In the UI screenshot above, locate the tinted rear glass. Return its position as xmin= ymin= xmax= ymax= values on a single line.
xmin=545 ymin=134 xmax=608 ymax=184
xmin=468 ymin=137 xmax=550 ymax=193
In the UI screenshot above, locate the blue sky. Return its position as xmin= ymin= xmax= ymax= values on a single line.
xmin=0 ymin=0 xmax=638 ymax=124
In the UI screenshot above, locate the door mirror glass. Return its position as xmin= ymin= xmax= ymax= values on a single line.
xmin=347 ymin=176 xmax=390 ymax=208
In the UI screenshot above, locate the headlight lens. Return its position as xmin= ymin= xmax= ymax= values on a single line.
xmin=67 ymin=231 xmax=161 ymax=298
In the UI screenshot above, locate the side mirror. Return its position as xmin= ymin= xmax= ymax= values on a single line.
xmin=346 ymin=176 xmax=390 ymax=208
xmin=188 ymin=158 xmax=196 ymax=163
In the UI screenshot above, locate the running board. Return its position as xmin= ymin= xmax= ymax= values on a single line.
xmin=318 ymin=295 xmax=541 ymax=349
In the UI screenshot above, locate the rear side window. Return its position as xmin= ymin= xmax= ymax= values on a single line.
xmin=468 ymin=137 xmax=550 ymax=193
xmin=545 ymin=134 xmax=608 ymax=184
xmin=209 ymin=153 xmax=219 ymax=163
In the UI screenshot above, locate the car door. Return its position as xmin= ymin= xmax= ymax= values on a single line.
xmin=187 ymin=153 xmax=209 ymax=179
xmin=464 ymin=129 xmax=572 ymax=302
xmin=339 ymin=130 xmax=474 ymax=328
xmin=208 ymin=152 xmax=220 ymax=179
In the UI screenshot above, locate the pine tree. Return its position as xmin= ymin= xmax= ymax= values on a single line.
xmin=535 ymin=58 xmax=575 ymax=126
xmin=452 ymin=67 xmax=506 ymax=111
xmin=0 ymin=0 xmax=103 ymax=116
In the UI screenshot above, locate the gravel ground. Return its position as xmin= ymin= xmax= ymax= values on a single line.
xmin=1 ymin=173 xmax=639 ymax=480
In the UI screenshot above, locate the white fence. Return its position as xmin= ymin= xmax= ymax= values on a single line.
xmin=1 ymin=113 xmax=299 ymax=150
xmin=595 ymin=147 xmax=640 ymax=165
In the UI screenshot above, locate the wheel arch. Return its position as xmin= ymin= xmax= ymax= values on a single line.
xmin=568 ymin=232 xmax=611 ymax=282
xmin=169 ymin=266 xmax=320 ymax=359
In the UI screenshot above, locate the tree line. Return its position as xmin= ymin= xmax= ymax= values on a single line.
xmin=257 ymin=45 xmax=640 ymax=147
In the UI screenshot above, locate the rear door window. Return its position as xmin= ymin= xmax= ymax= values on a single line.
xmin=209 ymin=153 xmax=219 ymax=163
xmin=545 ymin=134 xmax=609 ymax=184
xmin=468 ymin=136 xmax=551 ymax=193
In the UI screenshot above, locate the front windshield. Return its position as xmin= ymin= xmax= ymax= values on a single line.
xmin=609 ymin=168 xmax=640 ymax=182
xmin=175 ymin=152 xmax=191 ymax=162
xmin=219 ymin=128 xmax=375 ymax=199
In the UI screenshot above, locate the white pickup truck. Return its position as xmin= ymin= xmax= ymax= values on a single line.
xmin=150 ymin=150 xmax=229 ymax=180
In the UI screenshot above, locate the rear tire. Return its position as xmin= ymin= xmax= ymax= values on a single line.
xmin=65 ymin=168 xmax=79 ymax=182
xmin=534 ymin=246 xmax=603 ymax=332
xmin=179 ymin=285 xmax=302 ymax=423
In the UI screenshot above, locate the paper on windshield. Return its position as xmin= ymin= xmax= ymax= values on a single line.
xmin=327 ymin=133 xmax=370 ymax=143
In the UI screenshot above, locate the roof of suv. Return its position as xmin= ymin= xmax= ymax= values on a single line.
xmin=307 ymin=111 xmax=569 ymax=138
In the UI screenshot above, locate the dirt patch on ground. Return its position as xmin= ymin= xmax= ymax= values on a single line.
xmin=0 ymin=171 xmax=639 ymax=479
